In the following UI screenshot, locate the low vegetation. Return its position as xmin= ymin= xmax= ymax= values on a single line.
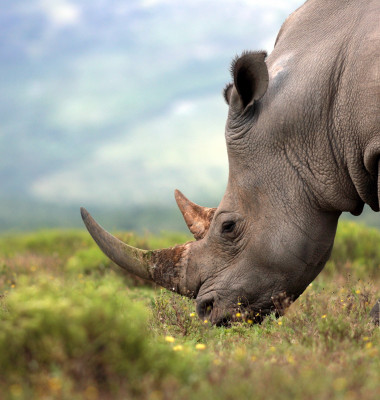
xmin=0 ymin=222 xmax=379 ymax=399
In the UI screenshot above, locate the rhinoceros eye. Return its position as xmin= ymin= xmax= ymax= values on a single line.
xmin=221 ymin=220 xmax=236 ymax=234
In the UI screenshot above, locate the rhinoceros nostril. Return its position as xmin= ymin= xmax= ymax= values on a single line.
xmin=196 ymin=298 xmax=214 ymax=321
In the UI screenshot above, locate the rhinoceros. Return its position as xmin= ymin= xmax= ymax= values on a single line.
xmin=81 ymin=0 xmax=380 ymax=326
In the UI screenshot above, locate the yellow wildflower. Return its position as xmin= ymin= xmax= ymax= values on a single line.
xmin=235 ymin=312 xmax=241 ymax=318
xmin=195 ymin=343 xmax=206 ymax=350
xmin=287 ymin=355 xmax=295 ymax=364
xmin=278 ymin=321 xmax=283 ymax=326
xmin=165 ymin=336 xmax=175 ymax=343
xmin=189 ymin=312 xmax=196 ymax=317
xmin=48 ymin=377 xmax=62 ymax=392
xmin=247 ymin=319 xmax=253 ymax=324
xmin=173 ymin=345 xmax=183 ymax=351
xmin=365 ymin=342 xmax=373 ymax=349
xmin=355 ymin=290 xmax=361 ymax=294
xmin=203 ymin=319 xmax=208 ymax=324
xmin=321 ymin=314 xmax=327 ymax=319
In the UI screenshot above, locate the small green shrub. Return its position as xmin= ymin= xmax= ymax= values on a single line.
xmin=65 ymin=247 xmax=112 ymax=276
xmin=329 ymin=221 xmax=380 ymax=278
xmin=0 ymin=276 xmax=196 ymax=397
xmin=0 ymin=230 xmax=92 ymax=258
xmin=145 ymin=232 xmax=192 ymax=250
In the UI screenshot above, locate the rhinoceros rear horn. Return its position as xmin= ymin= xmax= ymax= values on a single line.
xmin=174 ymin=189 xmax=216 ymax=240
xmin=231 ymin=51 xmax=269 ymax=109
xmin=80 ymin=207 xmax=196 ymax=297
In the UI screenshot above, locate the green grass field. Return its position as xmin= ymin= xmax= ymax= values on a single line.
xmin=0 ymin=221 xmax=379 ymax=399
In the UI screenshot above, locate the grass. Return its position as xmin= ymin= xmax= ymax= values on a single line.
xmin=0 ymin=221 xmax=379 ymax=399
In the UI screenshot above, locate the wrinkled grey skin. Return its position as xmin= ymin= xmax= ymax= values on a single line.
xmin=189 ymin=0 xmax=379 ymax=324
xmin=82 ymin=0 xmax=379 ymax=326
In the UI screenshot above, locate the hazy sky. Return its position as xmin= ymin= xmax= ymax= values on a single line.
xmin=1 ymin=0 xmax=305 ymax=207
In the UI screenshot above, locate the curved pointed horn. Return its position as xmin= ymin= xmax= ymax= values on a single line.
xmin=80 ymin=208 xmax=196 ymax=297
xmin=174 ymin=190 xmax=216 ymax=240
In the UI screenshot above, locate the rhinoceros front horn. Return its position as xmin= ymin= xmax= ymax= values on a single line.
xmin=174 ymin=189 xmax=216 ymax=240
xmin=80 ymin=207 xmax=196 ymax=297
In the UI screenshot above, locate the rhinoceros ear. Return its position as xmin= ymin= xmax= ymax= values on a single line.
xmin=175 ymin=190 xmax=216 ymax=240
xmin=231 ymin=51 xmax=269 ymax=109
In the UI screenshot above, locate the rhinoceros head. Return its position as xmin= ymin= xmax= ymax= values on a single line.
xmin=81 ymin=51 xmax=341 ymax=325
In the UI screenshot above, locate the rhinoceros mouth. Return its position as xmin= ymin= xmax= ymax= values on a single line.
xmin=196 ymin=292 xmax=279 ymax=326
xmin=210 ymin=307 xmax=273 ymax=326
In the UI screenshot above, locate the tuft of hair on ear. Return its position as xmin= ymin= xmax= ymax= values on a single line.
xmin=223 ymin=83 xmax=233 ymax=104
xmin=230 ymin=50 xmax=268 ymax=78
